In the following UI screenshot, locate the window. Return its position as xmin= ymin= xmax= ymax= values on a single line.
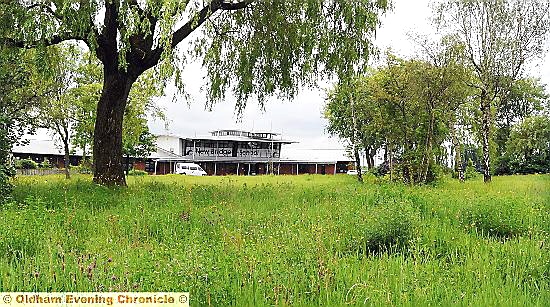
xmin=145 ymin=161 xmax=155 ymax=172
xmin=182 ymin=165 xmax=189 ymax=170
xmin=190 ymin=167 xmax=198 ymax=170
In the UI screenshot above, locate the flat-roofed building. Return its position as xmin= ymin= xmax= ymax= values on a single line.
xmin=11 ymin=129 xmax=353 ymax=176
xmin=149 ymin=130 xmax=351 ymax=175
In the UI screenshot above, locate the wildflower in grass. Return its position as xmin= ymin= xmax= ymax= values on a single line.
xmin=179 ymin=211 xmax=190 ymax=222
xmin=87 ymin=264 xmax=94 ymax=279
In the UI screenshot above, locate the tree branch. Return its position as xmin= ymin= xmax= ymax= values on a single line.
xmin=1 ymin=33 xmax=84 ymax=49
xmin=96 ymin=0 xmax=120 ymax=70
xmin=26 ymin=3 xmax=63 ymax=21
xmin=143 ymin=0 xmax=254 ymax=70
xmin=220 ymin=0 xmax=254 ymax=11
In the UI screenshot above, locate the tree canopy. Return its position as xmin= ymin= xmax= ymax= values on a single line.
xmin=0 ymin=46 xmax=49 ymax=201
xmin=505 ymin=116 xmax=550 ymax=174
xmin=4 ymin=0 xmax=391 ymax=103
xmin=436 ymin=0 xmax=550 ymax=182
xmin=325 ymin=47 xmax=472 ymax=184
xmin=3 ymin=0 xmax=392 ymax=186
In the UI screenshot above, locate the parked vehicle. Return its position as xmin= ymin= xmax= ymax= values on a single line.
xmin=346 ymin=168 xmax=367 ymax=175
xmin=174 ymin=163 xmax=207 ymax=176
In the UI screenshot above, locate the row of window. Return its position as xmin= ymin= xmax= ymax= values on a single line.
xmin=184 ymin=141 xmax=281 ymax=150
xmin=211 ymin=130 xmax=248 ymax=137
xmin=211 ymin=130 xmax=277 ymax=139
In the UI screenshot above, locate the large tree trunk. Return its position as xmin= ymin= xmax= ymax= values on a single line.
xmin=92 ymin=73 xmax=134 ymax=186
xmin=480 ymin=91 xmax=492 ymax=183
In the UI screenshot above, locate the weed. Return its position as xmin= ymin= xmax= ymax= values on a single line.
xmin=1 ymin=174 xmax=548 ymax=305
xmin=461 ymin=200 xmax=528 ymax=239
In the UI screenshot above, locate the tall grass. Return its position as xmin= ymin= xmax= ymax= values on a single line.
xmin=1 ymin=174 xmax=548 ymax=305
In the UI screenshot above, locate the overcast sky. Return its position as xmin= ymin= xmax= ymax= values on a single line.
xmin=148 ymin=0 xmax=437 ymax=150
xmin=31 ymin=0 xmax=550 ymax=153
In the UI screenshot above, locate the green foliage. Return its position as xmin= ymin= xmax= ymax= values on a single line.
xmin=70 ymin=159 xmax=93 ymax=174
xmin=505 ymin=116 xmax=550 ymax=174
xmin=0 ymin=122 xmax=13 ymax=203
xmin=464 ymin=159 xmax=480 ymax=180
xmin=127 ymin=169 xmax=148 ymax=176
xmin=15 ymin=159 xmax=38 ymax=170
xmin=5 ymin=0 xmax=390 ymax=102
xmin=0 ymin=164 xmax=14 ymax=203
xmin=344 ymin=202 xmax=417 ymax=255
xmin=37 ymin=44 xmax=83 ymax=178
xmin=70 ymin=55 xmax=102 ymax=157
xmin=494 ymin=78 xmax=549 ymax=175
xmin=0 ymin=46 xmax=48 ymax=201
xmin=197 ymin=1 xmax=391 ymax=108
xmin=70 ymin=55 xmax=163 ymax=159
xmin=461 ymin=201 xmax=528 ymax=239
xmin=38 ymin=160 xmax=52 ymax=169
xmin=437 ymin=0 xmax=550 ymax=182
xmin=2 ymin=174 xmax=549 ymax=305
xmin=496 ymin=78 xmax=549 ymax=132
xmin=325 ymin=49 xmax=471 ymax=184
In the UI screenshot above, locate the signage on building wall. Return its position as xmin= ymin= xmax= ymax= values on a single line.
xmin=237 ymin=149 xmax=280 ymax=158
xmin=185 ymin=147 xmax=233 ymax=157
xmin=184 ymin=147 xmax=280 ymax=158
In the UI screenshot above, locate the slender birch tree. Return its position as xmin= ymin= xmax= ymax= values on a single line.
xmin=437 ymin=0 xmax=550 ymax=182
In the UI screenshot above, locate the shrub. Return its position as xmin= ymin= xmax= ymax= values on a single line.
xmin=505 ymin=116 xmax=550 ymax=174
xmin=370 ymin=161 xmax=390 ymax=177
xmin=15 ymin=159 xmax=38 ymax=169
xmin=128 ymin=169 xmax=148 ymax=176
xmin=72 ymin=160 xmax=93 ymax=174
xmin=425 ymin=164 xmax=444 ymax=184
xmin=38 ymin=159 xmax=52 ymax=169
xmin=464 ymin=159 xmax=480 ymax=180
xmin=0 ymin=164 xmax=14 ymax=203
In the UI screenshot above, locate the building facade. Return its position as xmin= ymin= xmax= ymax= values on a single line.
xmin=12 ymin=130 xmax=352 ymax=176
xmin=148 ymin=130 xmax=351 ymax=175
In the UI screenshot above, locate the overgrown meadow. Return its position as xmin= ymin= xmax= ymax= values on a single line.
xmin=1 ymin=174 xmax=548 ymax=306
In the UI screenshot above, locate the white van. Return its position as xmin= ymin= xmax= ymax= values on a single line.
xmin=174 ymin=163 xmax=207 ymax=176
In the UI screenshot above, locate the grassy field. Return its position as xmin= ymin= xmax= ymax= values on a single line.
xmin=0 ymin=174 xmax=548 ymax=306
